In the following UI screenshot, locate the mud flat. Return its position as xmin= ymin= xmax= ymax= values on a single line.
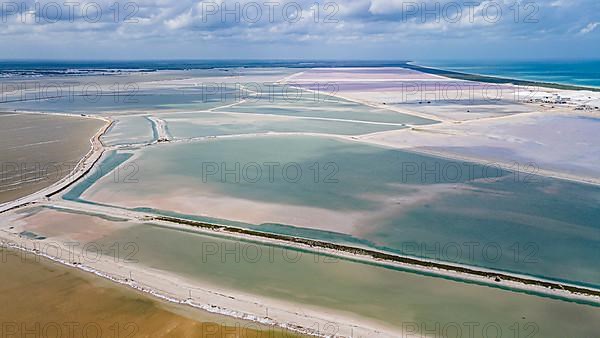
xmin=0 ymin=246 xmax=304 ymax=338
xmin=289 ymin=67 xmax=534 ymax=123
xmin=362 ymin=112 xmax=600 ymax=182
xmin=0 ymin=112 xmax=106 ymax=204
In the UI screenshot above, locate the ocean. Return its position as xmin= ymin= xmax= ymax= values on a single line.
xmin=419 ymin=60 xmax=600 ymax=88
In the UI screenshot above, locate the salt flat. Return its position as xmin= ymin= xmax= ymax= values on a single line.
xmin=363 ymin=111 xmax=600 ymax=180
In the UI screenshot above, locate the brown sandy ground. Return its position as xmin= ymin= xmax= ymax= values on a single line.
xmin=0 ymin=247 xmax=304 ymax=338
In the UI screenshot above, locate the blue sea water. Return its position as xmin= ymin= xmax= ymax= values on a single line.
xmin=419 ymin=60 xmax=600 ymax=88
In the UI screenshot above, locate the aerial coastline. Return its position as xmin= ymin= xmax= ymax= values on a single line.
xmin=2 ymin=64 xmax=600 ymax=337
xmin=3 ymin=0 xmax=600 ymax=335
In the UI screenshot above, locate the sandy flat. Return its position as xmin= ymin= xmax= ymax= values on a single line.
xmin=362 ymin=111 xmax=600 ymax=180
xmin=0 ymin=113 xmax=105 ymax=203
xmin=0 ymin=246 xmax=304 ymax=338
xmin=84 ymin=186 xmax=365 ymax=234
xmin=289 ymin=67 xmax=445 ymax=81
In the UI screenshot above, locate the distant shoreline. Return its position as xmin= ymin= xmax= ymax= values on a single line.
xmin=2 ymin=59 xmax=599 ymax=92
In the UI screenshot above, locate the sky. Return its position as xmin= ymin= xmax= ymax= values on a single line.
xmin=0 ymin=0 xmax=599 ymax=60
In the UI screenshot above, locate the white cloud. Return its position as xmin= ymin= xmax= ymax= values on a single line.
xmin=580 ymin=22 xmax=599 ymax=35
xmin=164 ymin=8 xmax=193 ymax=30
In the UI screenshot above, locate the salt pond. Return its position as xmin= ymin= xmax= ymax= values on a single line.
xmin=161 ymin=111 xmax=406 ymax=139
xmin=101 ymin=115 xmax=156 ymax=146
xmin=76 ymin=136 xmax=600 ymax=288
xmin=217 ymin=88 xmax=438 ymax=125
xmin=7 ymin=206 xmax=600 ymax=337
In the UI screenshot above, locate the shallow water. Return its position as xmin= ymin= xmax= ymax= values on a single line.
xmin=0 ymin=87 xmax=239 ymax=114
xmin=162 ymin=112 xmax=405 ymax=138
xmin=9 ymin=206 xmax=600 ymax=337
xmin=102 ymin=221 xmax=600 ymax=337
xmin=101 ymin=115 xmax=155 ymax=146
xmin=77 ymin=136 xmax=600 ymax=287
xmin=218 ymin=90 xmax=438 ymax=125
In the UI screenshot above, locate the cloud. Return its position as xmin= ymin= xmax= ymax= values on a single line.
xmin=580 ymin=22 xmax=599 ymax=35
xmin=0 ymin=0 xmax=599 ymax=59
xmin=164 ymin=8 xmax=194 ymax=30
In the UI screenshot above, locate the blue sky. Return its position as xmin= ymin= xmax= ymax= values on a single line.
xmin=0 ymin=0 xmax=598 ymax=60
